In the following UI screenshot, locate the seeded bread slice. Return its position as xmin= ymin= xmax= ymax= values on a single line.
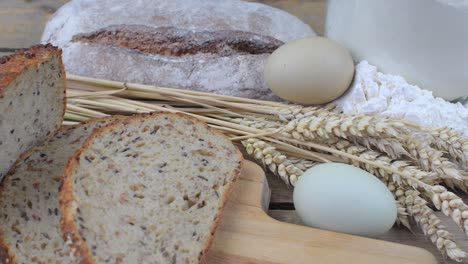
xmin=0 ymin=116 xmax=123 ymax=264
xmin=0 ymin=44 xmax=66 ymax=180
xmin=60 ymin=112 xmax=243 ymax=264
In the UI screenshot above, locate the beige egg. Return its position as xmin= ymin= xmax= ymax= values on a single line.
xmin=264 ymin=37 xmax=354 ymax=105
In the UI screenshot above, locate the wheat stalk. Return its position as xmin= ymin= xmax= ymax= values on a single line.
xmin=69 ymin=76 xmax=467 ymax=179
xmin=68 ymin=74 xmax=467 ymax=168
xmin=67 ymin=74 xmax=288 ymax=107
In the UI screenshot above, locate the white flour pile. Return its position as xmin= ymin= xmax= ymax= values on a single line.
xmin=334 ymin=61 xmax=468 ymax=136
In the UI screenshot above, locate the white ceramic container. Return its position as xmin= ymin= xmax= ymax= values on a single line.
xmin=325 ymin=0 xmax=468 ymax=101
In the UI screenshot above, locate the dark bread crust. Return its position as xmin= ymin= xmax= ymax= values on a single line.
xmin=0 ymin=116 xmax=125 ymax=264
xmin=59 ymin=112 xmax=243 ymax=264
xmin=72 ymin=25 xmax=283 ymax=58
xmin=176 ymin=113 xmax=243 ymax=263
xmin=198 ymin=163 xmax=241 ymax=263
xmin=0 ymin=233 xmax=14 ymax=264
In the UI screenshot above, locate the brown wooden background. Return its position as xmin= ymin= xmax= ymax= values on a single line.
xmin=1 ymin=0 xmax=467 ymax=263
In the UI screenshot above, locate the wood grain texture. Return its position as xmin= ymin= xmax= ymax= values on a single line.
xmin=209 ymin=161 xmax=436 ymax=264
xmin=266 ymin=172 xmax=294 ymax=204
xmin=269 ymin=210 xmax=468 ymax=264
xmin=0 ymin=0 xmax=68 ymax=48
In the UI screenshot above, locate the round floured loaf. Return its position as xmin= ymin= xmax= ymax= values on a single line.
xmin=41 ymin=0 xmax=315 ymax=101
xmin=60 ymin=112 xmax=243 ymax=263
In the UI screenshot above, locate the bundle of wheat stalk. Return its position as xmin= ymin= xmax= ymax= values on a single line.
xmin=64 ymin=74 xmax=468 ymax=262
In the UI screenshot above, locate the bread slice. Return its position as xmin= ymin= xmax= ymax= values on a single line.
xmin=0 ymin=116 xmax=122 ymax=264
xmin=60 ymin=112 xmax=243 ymax=263
xmin=0 ymin=44 xmax=66 ymax=180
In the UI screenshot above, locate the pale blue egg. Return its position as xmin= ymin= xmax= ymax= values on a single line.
xmin=293 ymin=162 xmax=397 ymax=237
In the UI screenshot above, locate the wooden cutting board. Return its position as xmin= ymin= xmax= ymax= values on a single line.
xmin=206 ymin=160 xmax=436 ymax=264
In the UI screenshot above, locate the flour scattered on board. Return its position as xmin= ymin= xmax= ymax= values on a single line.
xmin=334 ymin=61 xmax=468 ymax=136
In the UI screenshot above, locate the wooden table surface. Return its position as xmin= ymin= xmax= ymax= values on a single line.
xmin=1 ymin=1 xmax=467 ymax=263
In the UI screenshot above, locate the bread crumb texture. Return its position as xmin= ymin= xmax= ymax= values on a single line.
xmin=62 ymin=113 xmax=242 ymax=263
xmin=0 ymin=117 xmax=120 ymax=264
xmin=0 ymin=44 xmax=65 ymax=180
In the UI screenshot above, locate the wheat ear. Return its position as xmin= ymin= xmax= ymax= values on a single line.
xmin=244 ymin=136 xmax=466 ymax=261
xmin=283 ymin=114 xmax=465 ymax=184
xmin=404 ymin=189 xmax=467 ymax=262
xmin=428 ymin=186 xmax=468 ymax=236
xmin=405 ymin=134 xmax=467 ymax=191
xmin=276 ymin=106 xmax=318 ymax=122
xmin=242 ymin=138 xmax=317 ymax=186
xmin=280 ymin=106 xmax=468 ymax=167
xmin=223 ymin=115 xmax=408 ymax=160
xmin=348 ymin=136 xmax=408 ymax=159
xmin=277 ymin=105 xmax=468 ymax=169
xmin=429 ymin=128 xmax=468 ymax=168
xmin=282 ymin=112 xmax=410 ymax=157
xmin=323 ymin=139 xmax=439 ymax=186
xmin=214 ymin=114 xmax=465 ymax=188
xmin=330 ymin=139 xmax=468 ymax=235
xmin=380 ymin=179 xmax=412 ymax=231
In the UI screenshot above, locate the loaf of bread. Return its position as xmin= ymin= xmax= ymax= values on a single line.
xmin=41 ymin=0 xmax=315 ymax=101
xmin=0 ymin=117 xmax=121 ymax=264
xmin=0 ymin=44 xmax=66 ymax=180
xmin=60 ymin=112 xmax=242 ymax=263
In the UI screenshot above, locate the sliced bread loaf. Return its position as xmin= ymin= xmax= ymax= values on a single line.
xmin=0 ymin=44 xmax=66 ymax=180
xmin=0 ymin=116 xmax=122 ymax=264
xmin=60 ymin=112 xmax=243 ymax=263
